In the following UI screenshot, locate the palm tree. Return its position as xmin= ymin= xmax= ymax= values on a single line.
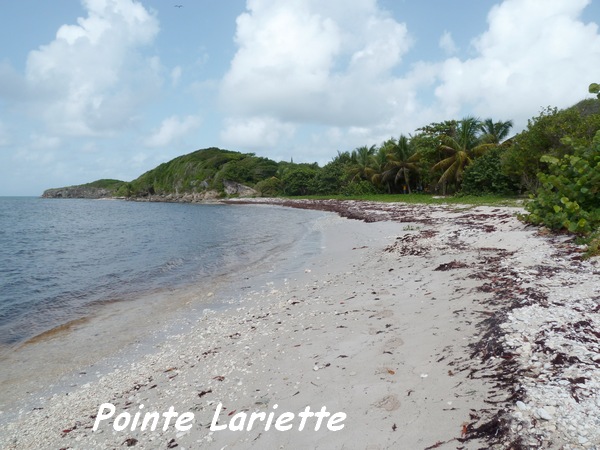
xmin=333 ymin=150 xmax=353 ymax=165
xmin=382 ymin=135 xmax=420 ymax=194
xmin=432 ymin=117 xmax=494 ymax=194
xmin=348 ymin=145 xmax=376 ymax=182
xmin=370 ymin=146 xmax=391 ymax=192
xmin=479 ymin=118 xmax=513 ymax=144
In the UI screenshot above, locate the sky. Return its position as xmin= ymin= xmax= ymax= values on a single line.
xmin=1 ymin=0 xmax=600 ymax=195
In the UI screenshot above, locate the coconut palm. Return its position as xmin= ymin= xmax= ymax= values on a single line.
xmin=370 ymin=146 xmax=391 ymax=192
xmin=479 ymin=118 xmax=514 ymax=144
xmin=432 ymin=117 xmax=494 ymax=194
xmin=347 ymin=145 xmax=376 ymax=182
xmin=382 ymin=135 xmax=420 ymax=193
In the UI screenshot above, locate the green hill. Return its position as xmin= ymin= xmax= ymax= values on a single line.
xmin=122 ymin=147 xmax=279 ymax=197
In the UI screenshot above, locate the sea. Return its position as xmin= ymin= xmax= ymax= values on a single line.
xmin=0 ymin=197 xmax=327 ymax=350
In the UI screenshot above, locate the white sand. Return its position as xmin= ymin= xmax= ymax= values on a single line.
xmin=1 ymin=201 xmax=598 ymax=449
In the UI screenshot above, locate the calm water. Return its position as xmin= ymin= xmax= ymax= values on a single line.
xmin=0 ymin=198 xmax=325 ymax=346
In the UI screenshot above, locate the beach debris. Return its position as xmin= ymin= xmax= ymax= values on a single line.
xmin=61 ymin=422 xmax=80 ymax=436
xmin=213 ymin=375 xmax=225 ymax=381
xmin=166 ymin=438 xmax=178 ymax=448
xmin=433 ymin=260 xmax=469 ymax=271
xmin=123 ymin=437 xmax=138 ymax=446
xmin=461 ymin=422 xmax=469 ymax=437
xmin=198 ymin=389 xmax=212 ymax=398
xmin=423 ymin=440 xmax=446 ymax=449
xmin=254 ymin=397 xmax=270 ymax=407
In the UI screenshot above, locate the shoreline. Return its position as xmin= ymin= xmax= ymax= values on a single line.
xmin=0 ymin=204 xmax=329 ymax=419
xmin=1 ymin=200 xmax=598 ymax=449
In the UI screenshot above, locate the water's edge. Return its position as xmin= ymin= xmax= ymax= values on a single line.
xmin=0 ymin=202 xmax=332 ymax=420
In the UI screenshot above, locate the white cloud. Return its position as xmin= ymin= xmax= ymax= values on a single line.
xmin=23 ymin=0 xmax=161 ymax=137
xmin=144 ymin=115 xmax=202 ymax=147
xmin=220 ymin=116 xmax=295 ymax=150
xmin=439 ymin=31 xmax=458 ymax=55
xmin=219 ymin=0 xmax=600 ymax=157
xmin=434 ymin=0 xmax=600 ymax=124
xmin=220 ymin=0 xmax=413 ymax=129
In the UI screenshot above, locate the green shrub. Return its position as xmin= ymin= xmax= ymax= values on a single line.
xmin=311 ymin=160 xmax=350 ymax=195
xmin=502 ymin=101 xmax=600 ymax=192
xmin=254 ymin=177 xmax=283 ymax=197
xmin=342 ymin=180 xmax=380 ymax=196
xmin=523 ymin=133 xmax=600 ymax=234
xmin=461 ymin=147 xmax=519 ymax=196
xmin=281 ymin=165 xmax=319 ymax=196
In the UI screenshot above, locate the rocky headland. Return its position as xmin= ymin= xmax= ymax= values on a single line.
xmin=42 ymin=186 xmax=115 ymax=199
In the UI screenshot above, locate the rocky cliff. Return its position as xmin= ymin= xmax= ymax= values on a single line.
xmin=42 ymin=186 xmax=114 ymax=199
xmin=42 ymin=179 xmax=258 ymax=200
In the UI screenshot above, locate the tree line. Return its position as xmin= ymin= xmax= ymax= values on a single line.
xmin=104 ymin=87 xmax=598 ymax=249
xmin=268 ymin=98 xmax=599 ymax=200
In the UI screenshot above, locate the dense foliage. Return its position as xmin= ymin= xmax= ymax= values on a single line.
xmin=523 ymin=133 xmax=600 ymax=235
xmin=52 ymin=90 xmax=600 ymax=252
xmin=461 ymin=147 xmax=518 ymax=196
xmin=72 ymin=98 xmax=599 ymax=205
xmin=84 ymin=179 xmax=125 ymax=189
xmin=502 ymin=102 xmax=600 ymax=192
xmin=116 ymin=148 xmax=279 ymax=197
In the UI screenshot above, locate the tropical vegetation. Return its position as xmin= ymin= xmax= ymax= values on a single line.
xmin=48 ymin=86 xmax=600 ymax=253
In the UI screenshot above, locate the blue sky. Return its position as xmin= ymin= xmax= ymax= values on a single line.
xmin=1 ymin=0 xmax=599 ymax=195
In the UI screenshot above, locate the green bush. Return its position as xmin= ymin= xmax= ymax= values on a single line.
xmin=281 ymin=165 xmax=319 ymax=196
xmin=312 ymin=160 xmax=349 ymax=195
xmin=502 ymin=101 xmax=600 ymax=192
xmin=254 ymin=177 xmax=283 ymax=197
xmin=461 ymin=147 xmax=519 ymax=196
xmin=342 ymin=180 xmax=381 ymax=196
xmin=523 ymin=133 xmax=600 ymax=234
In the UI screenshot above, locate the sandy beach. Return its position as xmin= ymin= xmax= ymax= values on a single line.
xmin=1 ymin=200 xmax=598 ymax=449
